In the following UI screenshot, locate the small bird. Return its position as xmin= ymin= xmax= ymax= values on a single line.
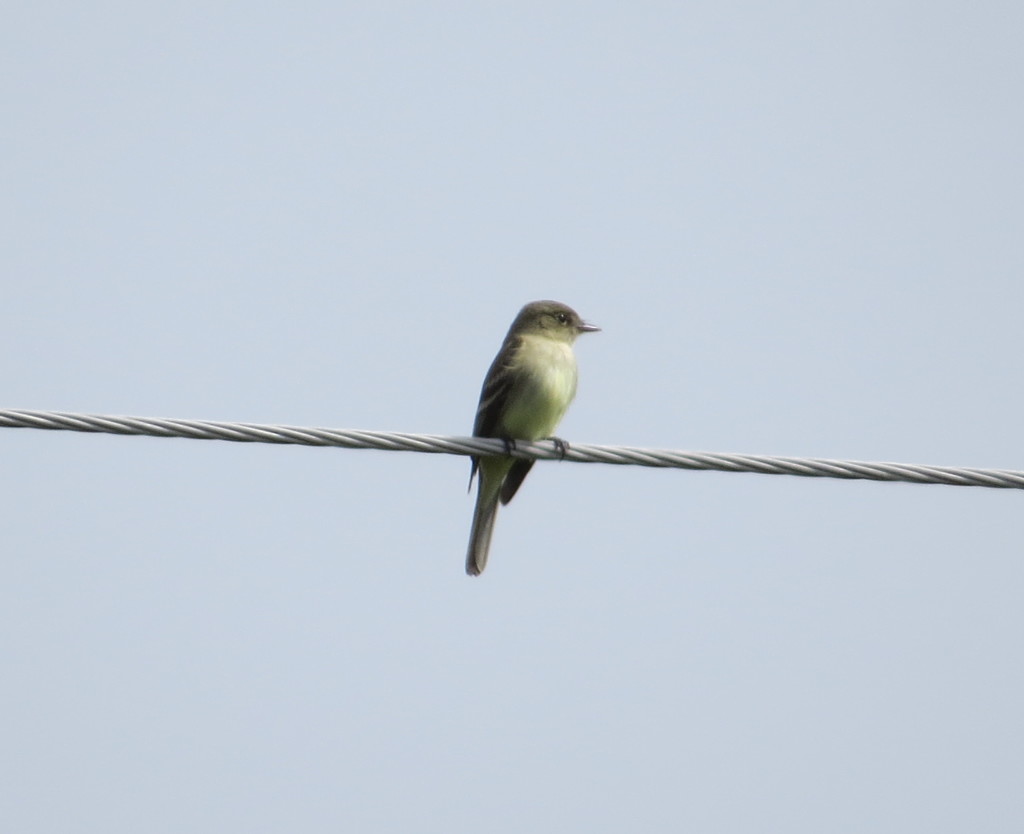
xmin=466 ymin=300 xmax=599 ymax=575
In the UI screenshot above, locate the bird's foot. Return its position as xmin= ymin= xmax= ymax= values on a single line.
xmin=548 ymin=437 xmax=570 ymax=459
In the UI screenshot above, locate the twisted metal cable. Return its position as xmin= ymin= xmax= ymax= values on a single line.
xmin=1 ymin=408 xmax=1022 ymax=490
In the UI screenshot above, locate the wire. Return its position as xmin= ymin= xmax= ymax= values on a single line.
xmin=1 ymin=408 xmax=1021 ymax=490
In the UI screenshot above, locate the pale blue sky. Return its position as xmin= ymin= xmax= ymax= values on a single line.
xmin=3 ymin=3 xmax=1023 ymax=831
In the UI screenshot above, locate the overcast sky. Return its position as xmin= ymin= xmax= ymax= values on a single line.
xmin=3 ymin=3 xmax=1023 ymax=831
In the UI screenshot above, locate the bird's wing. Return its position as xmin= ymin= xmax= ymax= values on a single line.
xmin=473 ymin=338 xmax=519 ymax=439
xmin=499 ymin=459 xmax=534 ymax=505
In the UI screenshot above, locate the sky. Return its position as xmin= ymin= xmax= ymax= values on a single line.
xmin=2 ymin=2 xmax=1023 ymax=831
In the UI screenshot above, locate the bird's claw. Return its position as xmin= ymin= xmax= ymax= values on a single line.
xmin=549 ymin=437 xmax=569 ymax=459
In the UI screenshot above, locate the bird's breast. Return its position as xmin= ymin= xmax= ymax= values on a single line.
xmin=501 ymin=335 xmax=579 ymax=440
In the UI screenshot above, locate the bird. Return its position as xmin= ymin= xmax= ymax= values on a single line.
xmin=466 ymin=300 xmax=599 ymax=575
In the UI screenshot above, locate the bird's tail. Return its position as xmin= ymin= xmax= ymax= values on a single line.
xmin=466 ymin=476 xmax=501 ymax=576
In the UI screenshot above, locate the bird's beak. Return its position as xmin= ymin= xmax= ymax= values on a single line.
xmin=577 ymin=320 xmax=601 ymax=333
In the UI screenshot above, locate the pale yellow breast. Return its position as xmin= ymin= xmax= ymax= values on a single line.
xmin=501 ymin=334 xmax=579 ymax=440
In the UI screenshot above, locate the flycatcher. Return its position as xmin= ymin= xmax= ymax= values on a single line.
xmin=466 ymin=300 xmax=599 ymax=575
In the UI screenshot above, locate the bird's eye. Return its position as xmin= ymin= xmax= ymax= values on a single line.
xmin=556 ymin=312 xmax=569 ymax=324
